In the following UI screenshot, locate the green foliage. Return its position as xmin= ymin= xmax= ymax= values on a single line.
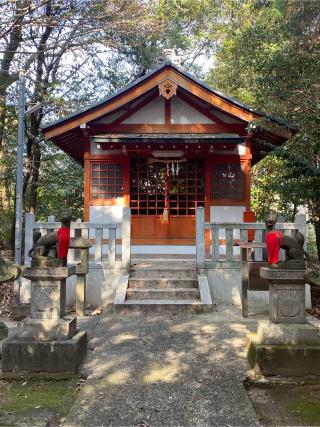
xmin=25 ymin=142 xmax=84 ymax=221
xmin=207 ymin=0 xmax=320 ymax=256
xmin=251 ymin=155 xmax=302 ymax=221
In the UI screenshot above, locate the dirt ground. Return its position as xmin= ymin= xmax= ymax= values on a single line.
xmin=246 ymin=383 xmax=320 ymax=426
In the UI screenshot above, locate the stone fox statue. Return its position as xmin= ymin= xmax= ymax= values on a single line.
xmin=28 ymin=213 xmax=71 ymax=266
xmin=28 ymin=230 xmax=59 ymax=260
xmin=0 ymin=254 xmax=20 ymax=283
xmin=265 ymin=212 xmax=308 ymax=269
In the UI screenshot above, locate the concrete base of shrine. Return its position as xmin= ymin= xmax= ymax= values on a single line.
xmin=246 ymin=320 xmax=320 ymax=377
xmin=1 ymin=330 xmax=87 ymax=374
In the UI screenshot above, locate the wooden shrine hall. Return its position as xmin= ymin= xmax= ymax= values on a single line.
xmin=43 ymin=51 xmax=295 ymax=248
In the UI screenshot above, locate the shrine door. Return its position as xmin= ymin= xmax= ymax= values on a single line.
xmin=130 ymin=158 xmax=205 ymax=244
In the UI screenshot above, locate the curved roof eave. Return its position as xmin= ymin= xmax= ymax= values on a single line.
xmin=42 ymin=61 xmax=297 ymax=133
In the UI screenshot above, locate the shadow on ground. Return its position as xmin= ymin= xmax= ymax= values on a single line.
xmin=247 ymin=383 xmax=320 ymax=426
xmin=65 ymin=306 xmax=261 ymax=426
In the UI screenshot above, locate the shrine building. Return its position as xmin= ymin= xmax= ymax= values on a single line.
xmin=42 ymin=52 xmax=295 ymax=252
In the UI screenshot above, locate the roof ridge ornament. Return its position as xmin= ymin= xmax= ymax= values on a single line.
xmin=161 ymin=49 xmax=181 ymax=66
xmin=158 ymin=78 xmax=178 ymax=99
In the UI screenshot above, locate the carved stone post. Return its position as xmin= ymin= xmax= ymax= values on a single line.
xmin=69 ymin=236 xmax=91 ymax=317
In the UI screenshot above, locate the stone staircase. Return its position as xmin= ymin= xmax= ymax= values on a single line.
xmin=114 ymin=259 xmax=213 ymax=313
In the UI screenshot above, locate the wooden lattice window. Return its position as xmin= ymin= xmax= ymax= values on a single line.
xmin=211 ymin=163 xmax=244 ymax=200
xmin=130 ymin=159 xmax=205 ymax=215
xmin=91 ymin=162 xmax=123 ymax=199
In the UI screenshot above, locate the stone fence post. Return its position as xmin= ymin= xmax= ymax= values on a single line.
xmin=196 ymin=207 xmax=205 ymax=269
xmin=24 ymin=213 xmax=35 ymax=266
xmin=122 ymin=207 xmax=131 ymax=269
xmin=295 ymin=213 xmax=307 ymax=251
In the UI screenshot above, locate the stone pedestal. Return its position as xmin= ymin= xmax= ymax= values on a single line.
xmin=247 ymin=267 xmax=320 ymax=377
xmin=2 ymin=265 xmax=87 ymax=374
xmin=260 ymin=267 xmax=306 ymax=323
xmin=11 ymin=303 xmax=30 ymax=320
xmin=247 ymin=320 xmax=320 ymax=377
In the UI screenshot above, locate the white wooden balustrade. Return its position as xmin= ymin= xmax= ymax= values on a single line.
xmin=24 ymin=207 xmax=131 ymax=268
xmin=196 ymin=207 xmax=306 ymax=268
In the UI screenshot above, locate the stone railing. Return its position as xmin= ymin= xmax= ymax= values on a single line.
xmin=24 ymin=207 xmax=131 ymax=269
xmin=196 ymin=207 xmax=306 ymax=268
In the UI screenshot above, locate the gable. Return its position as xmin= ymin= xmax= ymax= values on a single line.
xmin=43 ymin=64 xmax=259 ymax=139
xmin=123 ymin=96 xmax=165 ymax=124
xmin=42 ymin=62 xmax=296 ymax=165
xmin=171 ymin=97 xmax=214 ymax=124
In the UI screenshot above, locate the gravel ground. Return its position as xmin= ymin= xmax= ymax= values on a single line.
xmin=64 ymin=306 xmax=262 ymax=426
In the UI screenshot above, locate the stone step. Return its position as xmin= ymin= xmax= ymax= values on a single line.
xmin=114 ymin=299 xmax=213 ymax=314
xmin=128 ymin=278 xmax=198 ymax=289
xmin=131 ymin=259 xmax=196 ymax=269
xmin=126 ymin=288 xmax=200 ymax=300
xmin=130 ymin=269 xmax=197 ymax=279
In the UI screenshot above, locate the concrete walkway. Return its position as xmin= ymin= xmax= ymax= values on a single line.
xmin=65 ymin=306 xmax=266 ymax=426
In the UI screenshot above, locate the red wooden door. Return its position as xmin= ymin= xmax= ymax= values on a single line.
xmin=131 ymin=158 xmax=204 ymax=244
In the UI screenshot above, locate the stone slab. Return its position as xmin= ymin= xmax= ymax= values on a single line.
xmin=17 ymin=316 xmax=77 ymax=340
xmin=256 ymin=320 xmax=320 ymax=345
xmin=126 ymin=288 xmax=199 ymax=300
xmin=115 ymin=299 xmax=213 ymax=314
xmin=1 ymin=330 xmax=87 ymax=373
xmin=198 ymin=274 xmax=213 ymax=306
xmin=22 ymin=265 xmax=76 ymax=281
xmin=247 ymin=335 xmax=320 ymax=377
xmin=114 ymin=275 xmax=129 ymax=305
xmin=260 ymin=267 xmax=305 ymax=281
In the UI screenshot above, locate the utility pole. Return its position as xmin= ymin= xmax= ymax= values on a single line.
xmin=14 ymin=72 xmax=25 ymax=303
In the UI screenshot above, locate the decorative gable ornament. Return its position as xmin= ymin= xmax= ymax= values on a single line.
xmin=158 ymin=79 xmax=178 ymax=100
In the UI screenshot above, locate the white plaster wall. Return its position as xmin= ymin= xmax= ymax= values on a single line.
xmin=210 ymin=206 xmax=245 ymax=255
xmin=209 ymin=109 xmax=243 ymax=124
xmin=89 ymin=205 xmax=123 ymax=224
xmin=79 ymin=265 xmax=127 ymax=306
xmin=123 ymin=96 xmax=165 ymax=124
xmin=89 ymin=206 xmax=123 ymax=259
xmin=171 ymin=97 xmax=213 ymax=124
xmin=210 ymin=205 xmax=246 ymax=223
xmin=92 ymin=110 xmax=125 ymax=124
xmin=131 ymin=245 xmax=195 ymax=255
xmin=205 ymin=266 xmax=269 ymax=306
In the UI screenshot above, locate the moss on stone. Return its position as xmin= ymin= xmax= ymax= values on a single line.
xmin=0 ymin=379 xmax=80 ymax=424
xmin=246 ymin=336 xmax=257 ymax=368
xmin=285 ymin=392 xmax=320 ymax=425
